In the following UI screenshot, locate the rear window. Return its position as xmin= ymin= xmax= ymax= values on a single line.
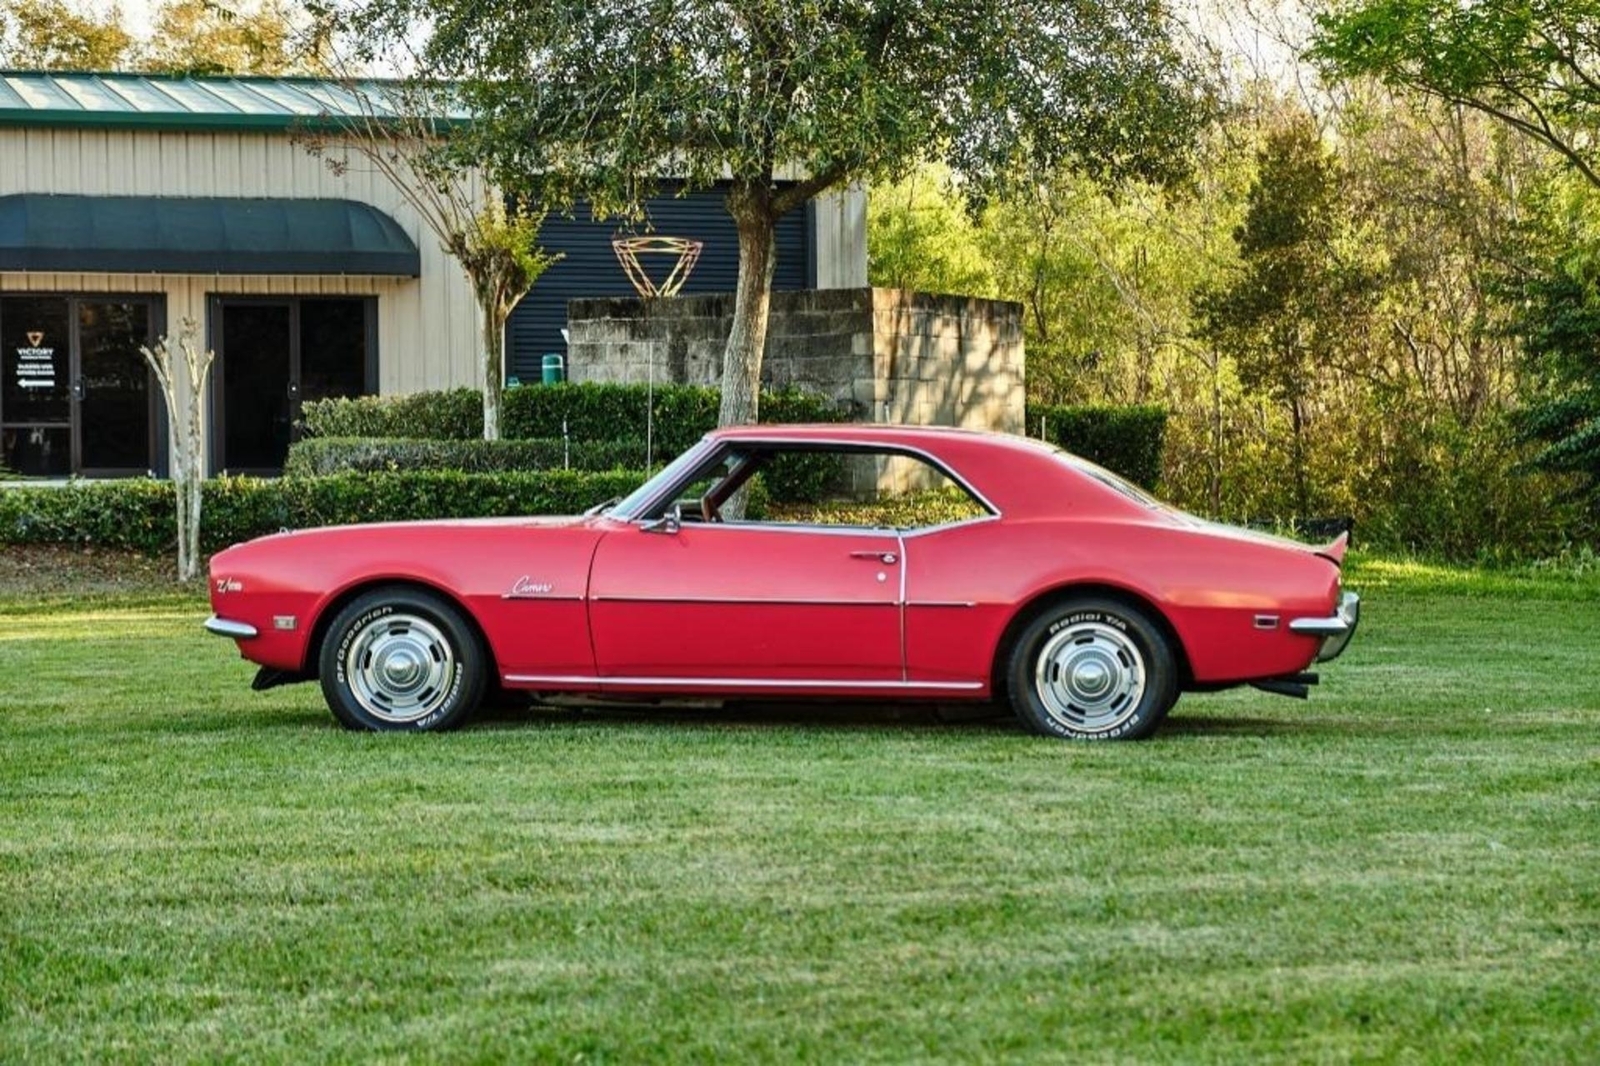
xmin=1052 ymin=450 xmax=1168 ymax=511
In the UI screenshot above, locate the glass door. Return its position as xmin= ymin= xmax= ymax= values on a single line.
xmin=2 ymin=296 xmax=74 ymax=477
xmin=213 ymin=298 xmax=373 ymax=474
xmin=217 ymin=301 xmax=293 ymax=474
xmin=77 ymin=300 xmax=157 ymax=475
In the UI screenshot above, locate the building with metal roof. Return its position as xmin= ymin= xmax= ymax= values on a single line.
xmin=0 ymin=71 xmax=866 ymax=478
xmin=0 ymin=71 xmax=421 ymax=131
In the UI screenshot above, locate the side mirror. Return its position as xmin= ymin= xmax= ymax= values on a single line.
xmin=642 ymin=504 xmax=682 ymax=535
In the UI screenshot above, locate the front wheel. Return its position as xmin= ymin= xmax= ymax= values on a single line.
xmin=319 ymin=587 xmax=488 ymax=732
xmin=1006 ymin=597 xmax=1179 ymax=741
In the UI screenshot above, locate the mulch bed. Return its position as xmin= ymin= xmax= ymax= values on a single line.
xmin=0 ymin=545 xmax=204 ymax=599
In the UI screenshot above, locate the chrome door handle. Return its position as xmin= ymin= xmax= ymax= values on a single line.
xmin=849 ymin=550 xmax=897 ymax=564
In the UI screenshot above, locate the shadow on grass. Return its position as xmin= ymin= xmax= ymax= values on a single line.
xmin=474 ymin=697 xmax=1027 ymax=735
xmin=1160 ymin=713 xmax=1336 ymax=737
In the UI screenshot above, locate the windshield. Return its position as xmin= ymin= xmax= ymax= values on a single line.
xmin=610 ymin=440 xmax=713 ymax=519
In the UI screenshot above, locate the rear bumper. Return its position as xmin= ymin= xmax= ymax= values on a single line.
xmin=1289 ymin=591 xmax=1360 ymax=662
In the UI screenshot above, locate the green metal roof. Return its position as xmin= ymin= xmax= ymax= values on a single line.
xmin=0 ymin=71 xmax=455 ymax=133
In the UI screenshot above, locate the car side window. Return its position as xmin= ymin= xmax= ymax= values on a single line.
xmin=729 ymin=447 xmax=991 ymax=530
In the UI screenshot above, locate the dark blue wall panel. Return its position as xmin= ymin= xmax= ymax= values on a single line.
xmin=508 ymin=184 xmax=812 ymax=381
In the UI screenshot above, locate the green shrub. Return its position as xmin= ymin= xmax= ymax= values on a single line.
xmin=1026 ymin=404 xmax=1168 ymax=490
xmin=302 ymin=383 xmax=846 ymax=448
xmin=300 ymin=388 xmax=483 ymax=440
xmin=0 ymin=470 xmax=645 ymax=555
xmin=284 ymin=436 xmax=649 ymax=477
xmin=503 ymin=382 xmax=844 ymax=452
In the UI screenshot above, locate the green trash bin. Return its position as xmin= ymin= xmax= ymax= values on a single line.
xmin=541 ymin=353 xmax=565 ymax=384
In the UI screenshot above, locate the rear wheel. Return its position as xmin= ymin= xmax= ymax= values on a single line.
xmin=1006 ymin=597 xmax=1178 ymax=741
xmin=319 ymin=587 xmax=487 ymax=732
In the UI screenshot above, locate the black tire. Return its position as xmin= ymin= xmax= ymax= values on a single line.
xmin=318 ymin=586 xmax=488 ymax=732
xmin=1006 ymin=596 xmax=1179 ymax=741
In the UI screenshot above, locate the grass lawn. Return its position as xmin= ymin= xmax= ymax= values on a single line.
xmin=1 ymin=552 xmax=1596 ymax=1062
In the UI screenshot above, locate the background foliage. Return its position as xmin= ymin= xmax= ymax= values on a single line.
xmin=869 ymin=77 xmax=1599 ymax=558
xmin=0 ymin=470 xmax=642 ymax=554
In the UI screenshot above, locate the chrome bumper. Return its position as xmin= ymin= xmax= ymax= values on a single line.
xmin=204 ymin=615 xmax=258 ymax=640
xmin=1289 ymin=591 xmax=1360 ymax=662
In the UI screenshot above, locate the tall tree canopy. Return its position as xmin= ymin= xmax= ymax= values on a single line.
xmin=1311 ymin=0 xmax=1600 ymax=188
xmin=342 ymin=0 xmax=1210 ymax=431
xmin=0 ymin=0 xmax=325 ymax=74
xmin=0 ymin=0 xmax=134 ymax=69
xmin=1197 ymin=115 xmax=1376 ymax=515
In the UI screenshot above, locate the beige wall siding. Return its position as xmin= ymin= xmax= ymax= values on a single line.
xmin=0 ymin=127 xmax=483 ymax=397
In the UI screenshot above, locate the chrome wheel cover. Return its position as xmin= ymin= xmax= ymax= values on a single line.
xmin=1034 ymin=621 xmax=1147 ymax=734
xmin=343 ymin=611 xmax=458 ymax=724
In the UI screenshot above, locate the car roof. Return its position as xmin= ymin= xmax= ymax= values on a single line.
xmin=704 ymin=423 xmax=1141 ymax=519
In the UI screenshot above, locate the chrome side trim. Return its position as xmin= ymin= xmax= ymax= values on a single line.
xmin=503 ymin=673 xmax=984 ymax=691
xmin=590 ymin=595 xmax=898 ymax=607
xmin=908 ymin=600 xmax=977 ymax=608
xmin=204 ymin=615 xmax=258 ymax=639
xmin=660 ymin=521 xmax=900 ymax=538
xmin=897 ymin=531 xmax=909 ymax=682
xmin=500 ymin=593 xmax=585 ymax=601
xmin=899 ymin=514 xmax=1003 ymax=538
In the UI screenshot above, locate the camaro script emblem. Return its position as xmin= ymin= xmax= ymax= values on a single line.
xmin=507 ymin=575 xmax=553 ymax=598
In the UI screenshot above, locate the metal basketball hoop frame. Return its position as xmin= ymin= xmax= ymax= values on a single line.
xmin=611 ymin=236 xmax=704 ymax=298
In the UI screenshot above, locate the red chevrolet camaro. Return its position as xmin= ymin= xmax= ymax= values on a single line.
xmin=205 ymin=424 xmax=1359 ymax=740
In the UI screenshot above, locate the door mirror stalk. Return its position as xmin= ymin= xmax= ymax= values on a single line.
xmin=642 ymin=504 xmax=682 ymax=535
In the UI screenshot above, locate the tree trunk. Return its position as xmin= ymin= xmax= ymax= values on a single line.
xmin=1290 ymin=397 xmax=1309 ymax=518
xmin=720 ymin=183 xmax=778 ymax=430
xmin=482 ymin=298 xmax=504 ymax=442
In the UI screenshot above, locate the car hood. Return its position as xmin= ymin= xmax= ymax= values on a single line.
xmin=214 ymin=514 xmax=597 ymax=559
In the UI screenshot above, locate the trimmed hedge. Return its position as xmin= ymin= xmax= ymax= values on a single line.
xmin=0 ymin=470 xmax=644 ymax=555
xmin=1026 ymin=403 xmax=1168 ymax=490
xmin=300 ymin=383 xmax=845 ymax=450
xmin=300 ymin=388 xmax=484 ymax=441
xmin=284 ymin=436 xmax=650 ymax=477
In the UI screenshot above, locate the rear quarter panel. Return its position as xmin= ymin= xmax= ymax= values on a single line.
xmin=903 ymin=516 xmax=1340 ymax=686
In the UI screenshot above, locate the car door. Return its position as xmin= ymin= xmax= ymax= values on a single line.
xmin=587 ymin=522 xmax=904 ymax=684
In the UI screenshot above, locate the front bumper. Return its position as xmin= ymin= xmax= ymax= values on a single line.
xmin=204 ymin=615 xmax=258 ymax=640
xmin=1289 ymin=591 xmax=1360 ymax=662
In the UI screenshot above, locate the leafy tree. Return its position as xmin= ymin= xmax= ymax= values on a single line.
xmin=0 ymin=0 xmax=135 ymax=69
xmin=143 ymin=0 xmax=326 ymax=75
xmin=0 ymin=0 xmax=324 ymax=74
xmin=867 ymin=165 xmax=994 ymax=297
xmin=1197 ymin=114 xmax=1377 ymax=515
xmin=1507 ymin=208 xmax=1600 ymax=497
xmin=1311 ymin=0 xmax=1600 ymax=189
xmin=336 ymin=0 xmax=1210 ymax=440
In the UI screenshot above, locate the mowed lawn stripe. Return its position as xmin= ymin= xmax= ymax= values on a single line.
xmin=1 ymin=565 xmax=1596 ymax=1062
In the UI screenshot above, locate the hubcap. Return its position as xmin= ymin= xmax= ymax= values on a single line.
xmin=1034 ymin=621 xmax=1146 ymax=733
xmin=344 ymin=611 xmax=457 ymax=724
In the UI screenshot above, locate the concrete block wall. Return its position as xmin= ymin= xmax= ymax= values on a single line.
xmin=566 ymin=287 xmax=1025 ymax=437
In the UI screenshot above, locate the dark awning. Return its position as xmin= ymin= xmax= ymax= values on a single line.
xmin=0 ymin=194 xmax=421 ymax=276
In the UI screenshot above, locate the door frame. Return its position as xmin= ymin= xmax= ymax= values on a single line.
xmin=74 ymin=295 xmax=166 ymax=478
xmin=0 ymin=291 xmax=165 ymax=478
xmin=585 ymin=520 xmax=908 ymax=683
xmin=207 ymin=294 xmax=379 ymax=476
